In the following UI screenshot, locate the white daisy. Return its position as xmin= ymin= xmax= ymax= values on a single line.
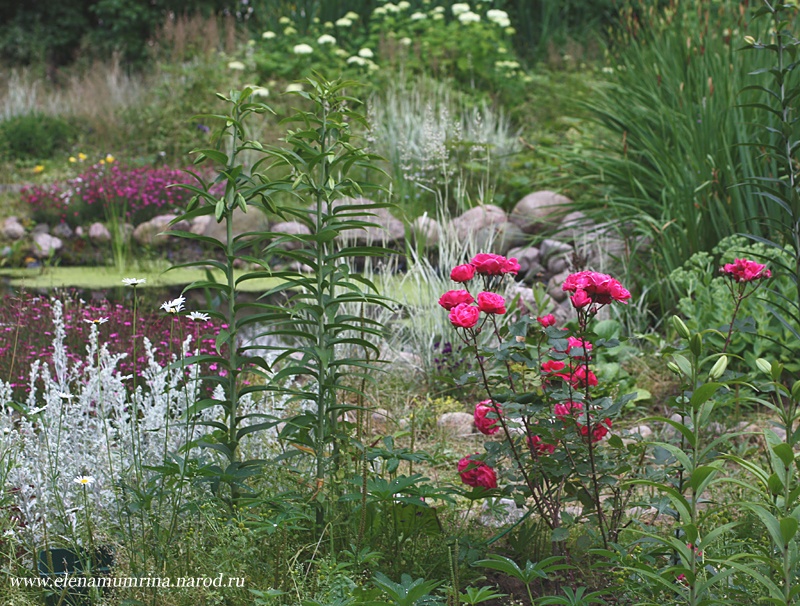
xmin=73 ymin=476 xmax=96 ymax=486
xmin=83 ymin=317 xmax=109 ymax=324
xmin=187 ymin=312 xmax=210 ymax=322
xmin=160 ymin=297 xmax=185 ymax=314
xmin=122 ymin=278 xmax=146 ymax=287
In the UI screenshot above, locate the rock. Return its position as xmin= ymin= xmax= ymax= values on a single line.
xmin=203 ymin=207 xmax=269 ymax=243
xmin=437 ymin=412 xmax=474 ymax=437
xmin=411 ymin=214 xmax=442 ymax=248
xmin=475 ymin=221 xmax=527 ymax=256
xmin=2 ymin=217 xmax=25 ymax=240
xmin=31 ymin=233 xmax=63 ymax=258
xmin=508 ymin=246 xmax=543 ymax=283
xmin=558 ymin=210 xmax=596 ymax=242
xmin=88 ymin=222 xmax=111 ymax=243
xmin=452 ymin=205 xmax=507 ymax=241
xmin=510 ymin=191 xmax=572 ymax=233
xmin=271 ymin=221 xmax=311 ymax=250
xmin=480 ymin=498 xmax=526 ymax=527
xmin=628 ymin=425 xmax=652 ymax=439
xmin=547 ymin=270 xmax=572 ymax=303
xmin=190 ymin=215 xmax=212 ymax=235
xmin=547 ymin=256 xmax=569 ymax=275
xmin=134 ymin=214 xmax=191 ymax=247
xmin=51 ymin=222 xmax=73 ymax=239
xmin=539 ymin=238 xmax=573 ymax=261
xmin=506 ymin=283 xmax=538 ymax=315
xmin=334 ymin=197 xmax=405 ymax=245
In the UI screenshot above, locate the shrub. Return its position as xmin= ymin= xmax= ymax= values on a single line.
xmin=0 ymin=112 xmax=76 ymax=160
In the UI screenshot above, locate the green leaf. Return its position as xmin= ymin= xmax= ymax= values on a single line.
xmin=773 ymin=442 xmax=795 ymax=467
xmin=689 ymin=465 xmax=719 ymax=496
xmin=690 ymin=382 xmax=723 ymax=410
xmin=781 ymin=517 xmax=798 ymax=544
xmin=745 ymin=504 xmax=786 ymax=547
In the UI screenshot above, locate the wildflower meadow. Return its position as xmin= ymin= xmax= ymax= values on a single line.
xmin=0 ymin=1 xmax=799 ymax=605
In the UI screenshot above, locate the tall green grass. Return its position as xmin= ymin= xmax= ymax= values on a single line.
xmin=562 ymin=0 xmax=787 ymax=308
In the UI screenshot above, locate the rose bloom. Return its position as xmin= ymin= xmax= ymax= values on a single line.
xmin=457 ymin=456 xmax=498 ymax=489
xmin=579 ymin=418 xmax=612 ymax=443
xmin=438 ymin=289 xmax=474 ymax=310
xmin=528 ymin=434 xmax=556 ymax=455
xmin=570 ymin=289 xmax=592 ymax=309
xmin=554 ymin=400 xmax=583 ymax=420
xmin=537 ymin=314 xmax=556 ymax=327
xmin=450 ymin=263 xmax=475 ymax=283
xmin=562 ymin=271 xmax=631 ymax=305
xmin=474 ymin=400 xmax=501 ymax=435
xmin=541 ymin=359 xmax=566 ymax=373
xmin=721 ymin=258 xmax=771 ymax=282
xmin=477 ymin=292 xmax=506 ymax=314
xmin=502 ymin=257 xmax=520 ymax=275
xmin=564 ymin=365 xmax=598 ymax=388
xmin=566 ymin=337 xmax=592 ymax=358
xmin=449 ymin=303 xmax=480 ymax=328
xmin=471 ymin=253 xmax=507 ymax=276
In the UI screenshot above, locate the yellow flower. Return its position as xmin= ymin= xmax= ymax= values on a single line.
xmin=99 ymin=159 xmax=105 ymax=165
xmin=33 ymin=165 xmax=45 ymax=174
xmin=78 ymin=152 xmax=87 ymax=161
xmin=105 ymin=154 xmax=115 ymax=164
xmin=69 ymin=156 xmax=77 ymax=163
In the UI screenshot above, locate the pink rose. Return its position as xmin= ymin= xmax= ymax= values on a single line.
xmin=542 ymin=360 xmax=566 ymax=373
xmin=439 ymin=290 xmax=475 ymax=311
xmin=571 ymin=289 xmax=591 ymax=309
xmin=721 ymin=258 xmax=771 ymax=282
xmin=537 ymin=314 xmax=556 ymax=327
xmin=471 ymin=253 xmax=507 ymax=276
xmin=449 ymin=303 xmax=480 ymax=328
xmin=566 ymin=337 xmax=592 ymax=358
xmin=477 ymin=292 xmax=506 ymax=314
xmin=563 ymin=271 xmax=630 ymax=305
xmin=567 ymin=366 xmax=598 ymax=388
xmin=502 ymin=257 xmax=520 ymax=275
xmin=579 ymin=418 xmax=612 ymax=443
xmin=458 ymin=456 xmax=498 ymax=489
xmin=527 ymin=435 xmax=556 ymax=455
xmin=474 ymin=400 xmax=501 ymax=435
xmin=554 ymin=400 xmax=583 ymax=420
xmin=450 ymin=264 xmax=476 ymax=283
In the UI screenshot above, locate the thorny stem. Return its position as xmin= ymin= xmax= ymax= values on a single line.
xmin=465 ymin=328 xmax=555 ymax=526
xmin=577 ymin=310 xmax=608 ymax=549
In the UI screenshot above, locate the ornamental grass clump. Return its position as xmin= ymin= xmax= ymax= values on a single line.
xmin=441 ymin=254 xmax=637 ymax=549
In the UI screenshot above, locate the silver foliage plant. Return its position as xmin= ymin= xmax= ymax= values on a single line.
xmin=0 ymin=300 xmax=288 ymax=552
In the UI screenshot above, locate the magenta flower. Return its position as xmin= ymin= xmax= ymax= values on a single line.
xmin=720 ymin=258 xmax=771 ymax=282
